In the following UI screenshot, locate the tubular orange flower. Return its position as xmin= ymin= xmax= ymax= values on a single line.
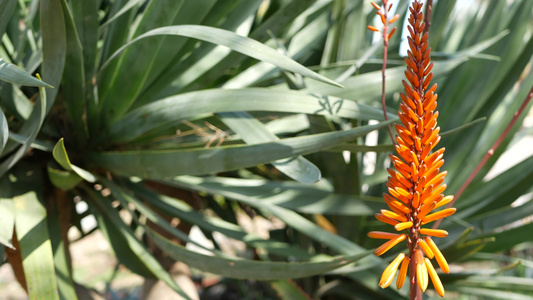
xmin=368 ymin=1 xmax=455 ymax=298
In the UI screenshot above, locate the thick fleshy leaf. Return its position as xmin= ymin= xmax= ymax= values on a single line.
xmin=40 ymin=0 xmax=66 ymax=111
xmin=105 ymin=88 xmax=394 ymax=144
xmin=165 ymin=176 xmax=380 ymax=216
xmin=90 ymin=120 xmax=394 ymax=179
xmin=151 ymin=229 xmax=370 ymax=280
xmin=99 ymin=25 xmax=342 ymax=93
xmin=0 ymin=59 xmax=52 ymax=87
xmin=84 ymin=185 xmax=192 ymax=299
xmin=0 ymin=0 xmax=17 ymax=39
xmin=99 ymin=0 xmax=186 ymax=123
xmin=0 ymin=77 xmax=47 ymax=177
xmin=106 ymin=177 xmax=371 ymax=280
xmin=219 ymin=111 xmax=321 ymax=184
xmin=124 ymin=180 xmax=314 ymax=260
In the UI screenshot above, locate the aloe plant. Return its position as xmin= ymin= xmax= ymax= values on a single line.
xmin=0 ymin=0 xmax=532 ymax=299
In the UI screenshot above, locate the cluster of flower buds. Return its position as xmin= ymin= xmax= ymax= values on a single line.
xmin=367 ymin=0 xmax=400 ymax=43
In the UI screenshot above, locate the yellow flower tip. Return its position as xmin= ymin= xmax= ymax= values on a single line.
xmin=396 ymin=256 xmax=410 ymax=289
xmin=421 ymin=208 xmax=457 ymax=224
xmin=367 ymin=25 xmax=380 ymax=32
xmin=425 ymin=258 xmax=445 ymax=297
xmin=374 ymin=234 xmax=406 ymax=256
xmin=368 ymin=231 xmax=401 ymax=239
xmin=418 ymin=239 xmax=434 ymax=259
xmin=394 ymin=221 xmax=413 ymax=231
xmin=416 ymin=250 xmax=428 ymax=292
xmin=436 ymin=195 xmax=454 ymax=208
xmin=425 ymin=237 xmax=450 ymax=274
xmin=379 ymin=253 xmax=406 ymax=288
xmin=420 ymin=228 xmax=448 ymax=238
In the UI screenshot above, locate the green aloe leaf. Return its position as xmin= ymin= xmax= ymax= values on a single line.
xmin=99 ymin=0 xmax=186 ymax=124
xmin=0 ymin=176 xmax=14 ymax=248
xmin=106 ymin=176 xmax=371 ymax=280
xmin=0 ymin=59 xmax=52 ymax=87
xmin=99 ymin=24 xmax=342 ymax=93
xmin=0 ymin=77 xmax=47 ymax=177
xmin=0 ymin=0 xmax=16 ymax=39
xmin=167 ymin=176 xmax=381 ymax=216
xmin=99 ymin=0 xmax=145 ymax=28
xmin=40 ymin=0 xmax=66 ymax=111
xmin=83 ymin=185 xmax=192 ymax=299
xmin=150 ymin=229 xmax=370 ymax=280
xmin=270 ymin=280 xmax=311 ymax=300
xmin=91 ymin=120 xmax=394 ymax=179
xmin=219 ymin=111 xmax=321 ymax=184
xmin=124 ymin=180 xmax=314 ymax=260
xmin=165 ymin=177 xmax=371 ymax=257
xmin=105 ymin=88 xmax=393 ymax=144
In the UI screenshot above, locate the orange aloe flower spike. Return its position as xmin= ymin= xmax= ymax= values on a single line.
xmin=368 ymin=0 xmax=455 ymax=298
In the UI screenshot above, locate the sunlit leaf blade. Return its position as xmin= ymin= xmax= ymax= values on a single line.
xmin=0 ymin=176 xmax=14 ymax=248
xmin=52 ymin=138 xmax=96 ymax=183
xmin=0 ymin=59 xmax=52 ymax=87
xmin=52 ymin=138 xmax=73 ymax=171
xmin=12 ymin=169 xmax=59 ymax=300
xmin=47 ymin=202 xmax=78 ymax=300
xmin=91 ymin=120 xmax=394 ymax=179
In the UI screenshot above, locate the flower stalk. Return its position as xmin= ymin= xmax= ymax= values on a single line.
xmin=368 ymin=0 xmax=399 ymax=145
xmin=367 ymin=1 xmax=455 ymax=298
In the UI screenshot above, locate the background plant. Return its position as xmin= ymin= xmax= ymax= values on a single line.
xmin=0 ymin=0 xmax=532 ymax=299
